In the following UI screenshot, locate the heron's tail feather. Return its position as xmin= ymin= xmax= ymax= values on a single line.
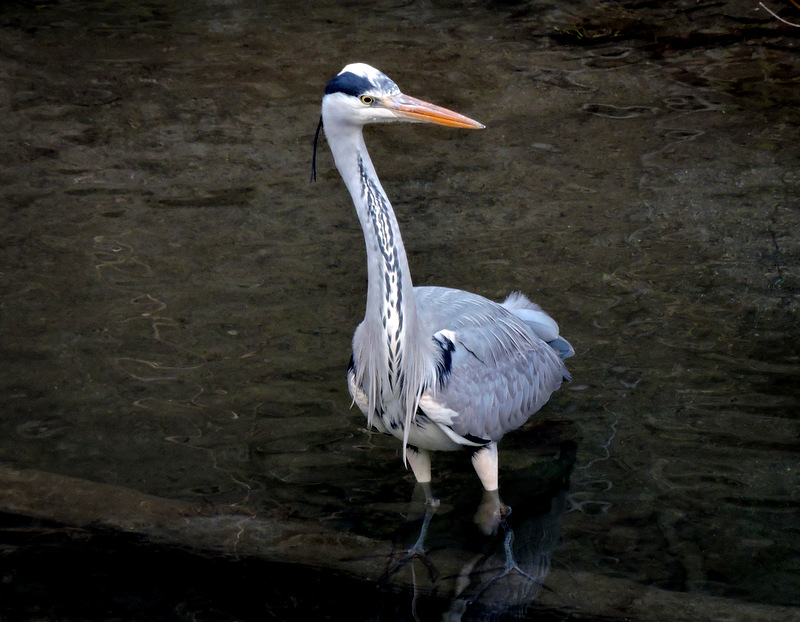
xmin=502 ymin=291 xmax=575 ymax=360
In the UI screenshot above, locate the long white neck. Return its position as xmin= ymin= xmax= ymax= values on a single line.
xmin=325 ymin=119 xmax=436 ymax=440
xmin=329 ymin=125 xmax=417 ymax=330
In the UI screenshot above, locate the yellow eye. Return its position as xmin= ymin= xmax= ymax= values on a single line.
xmin=360 ymin=95 xmax=375 ymax=105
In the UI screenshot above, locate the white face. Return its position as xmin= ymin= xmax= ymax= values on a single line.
xmin=322 ymin=91 xmax=399 ymax=127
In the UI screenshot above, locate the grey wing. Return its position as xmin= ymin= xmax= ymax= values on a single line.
xmin=415 ymin=286 xmax=571 ymax=443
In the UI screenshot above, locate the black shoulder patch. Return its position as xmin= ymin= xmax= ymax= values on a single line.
xmin=433 ymin=333 xmax=455 ymax=387
xmin=325 ymin=71 xmax=373 ymax=97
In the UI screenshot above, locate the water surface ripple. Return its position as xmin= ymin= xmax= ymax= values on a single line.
xmin=1 ymin=0 xmax=798 ymax=619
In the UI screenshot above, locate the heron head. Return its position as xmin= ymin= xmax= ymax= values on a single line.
xmin=321 ymin=63 xmax=485 ymax=129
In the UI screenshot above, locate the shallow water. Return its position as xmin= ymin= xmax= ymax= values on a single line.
xmin=1 ymin=0 xmax=799 ymax=619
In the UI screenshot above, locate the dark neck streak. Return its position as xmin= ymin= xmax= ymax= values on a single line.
xmin=358 ymin=155 xmax=406 ymax=392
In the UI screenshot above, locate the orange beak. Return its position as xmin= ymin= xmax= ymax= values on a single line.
xmin=384 ymin=94 xmax=485 ymax=129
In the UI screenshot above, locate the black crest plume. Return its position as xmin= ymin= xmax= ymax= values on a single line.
xmin=310 ymin=116 xmax=323 ymax=182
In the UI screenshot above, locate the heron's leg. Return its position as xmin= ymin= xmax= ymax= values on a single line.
xmin=406 ymin=447 xmax=441 ymax=507
xmin=472 ymin=443 xmax=509 ymax=535
xmin=381 ymin=449 xmax=439 ymax=583
xmin=471 ymin=442 xmax=499 ymax=491
xmin=406 ymin=446 xmax=432 ymax=484
xmin=409 ymin=493 xmax=436 ymax=553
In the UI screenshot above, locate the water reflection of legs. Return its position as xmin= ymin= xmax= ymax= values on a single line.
xmin=453 ymin=515 xmax=546 ymax=605
xmin=446 ymin=491 xmax=564 ymax=618
xmin=378 ymin=442 xmax=575 ymax=619
xmin=498 ymin=515 xmax=549 ymax=587
xmin=379 ymin=481 xmax=439 ymax=584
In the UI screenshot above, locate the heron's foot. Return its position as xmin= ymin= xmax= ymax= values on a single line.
xmin=474 ymin=489 xmax=510 ymax=536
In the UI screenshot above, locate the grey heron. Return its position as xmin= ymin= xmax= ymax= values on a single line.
xmin=317 ymin=63 xmax=573 ymax=531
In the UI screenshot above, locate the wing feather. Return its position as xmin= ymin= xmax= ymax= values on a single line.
xmin=415 ymin=286 xmax=570 ymax=443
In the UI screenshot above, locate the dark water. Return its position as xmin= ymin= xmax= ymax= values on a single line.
xmin=1 ymin=0 xmax=799 ymax=619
